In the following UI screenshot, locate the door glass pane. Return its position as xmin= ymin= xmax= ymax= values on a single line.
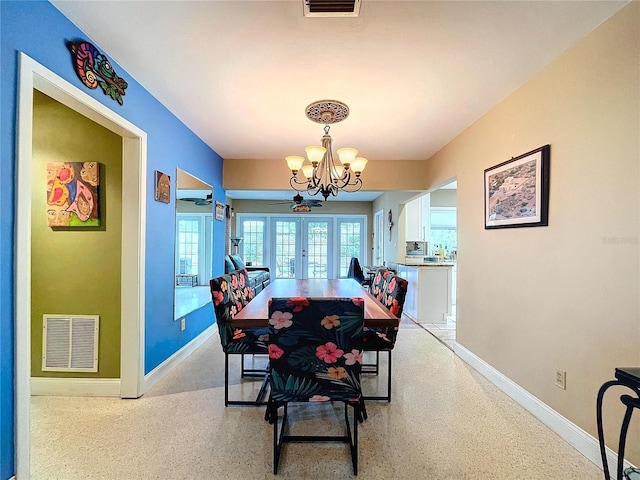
xmin=307 ymin=221 xmax=328 ymax=278
xmin=338 ymin=221 xmax=362 ymax=278
xmin=241 ymin=219 xmax=265 ymax=265
xmin=274 ymin=220 xmax=297 ymax=278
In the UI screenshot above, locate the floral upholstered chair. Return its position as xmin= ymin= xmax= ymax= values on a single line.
xmin=370 ymin=268 xmax=391 ymax=301
xmin=265 ymin=297 xmax=365 ymax=475
xmin=210 ymin=269 xmax=269 ymax=406
xmin=362 ymin=272 xmax=408 ymax=402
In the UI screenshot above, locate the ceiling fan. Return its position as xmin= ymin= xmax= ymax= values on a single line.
xmin=180 ymin=193 xmax=213 ymax=206
xmin=270 ymin=193 xmax=323 ymax=209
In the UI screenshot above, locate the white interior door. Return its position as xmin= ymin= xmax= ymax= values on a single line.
xmin=373 ymin=209 xmax=384 ymax=266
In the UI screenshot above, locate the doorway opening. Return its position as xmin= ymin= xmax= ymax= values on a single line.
xmin=16 ymin=53 xmax=147 ymax=478
xmin=416 ymin=180 xmax=457 ymax=349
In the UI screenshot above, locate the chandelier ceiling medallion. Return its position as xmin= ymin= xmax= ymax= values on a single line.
xmin=285 ymin=100 xmax=367 ymax=200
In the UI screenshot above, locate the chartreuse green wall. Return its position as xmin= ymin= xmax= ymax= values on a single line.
xmin=31 ymin=90 xmax=122 ymax=378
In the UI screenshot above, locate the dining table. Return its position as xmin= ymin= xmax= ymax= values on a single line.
xmin=232 ymin=278 xmax=398 ymax=328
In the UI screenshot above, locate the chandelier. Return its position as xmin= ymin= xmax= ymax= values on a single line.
xmin=285 ymin=100 xmax=367 ymax=200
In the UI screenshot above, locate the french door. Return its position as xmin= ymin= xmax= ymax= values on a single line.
xmin=271 ymin=217 xmax=333 ymax=279
xmin=236 ymin=214 xmax=367 ymax=280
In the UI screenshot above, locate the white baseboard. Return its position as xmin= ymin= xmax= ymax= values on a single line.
xmin=30 ymin=377 xmax=121 ymax=397
xmin=454 ymin=343 xmax=633 ymax=478
xmin=29 ymin=325 xmax=218 ymax=399
xmin=143 ymin=324 xmax=217 ymax=393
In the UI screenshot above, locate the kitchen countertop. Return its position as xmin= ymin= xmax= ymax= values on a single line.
xmin=399 ymin=261 xmax=456 ymax=267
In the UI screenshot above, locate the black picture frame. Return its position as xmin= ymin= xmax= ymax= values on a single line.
xmin=484 ymin=144 xmax=550 ymax=229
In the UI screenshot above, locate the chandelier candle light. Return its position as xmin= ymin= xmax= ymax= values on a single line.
xmin=286 ymin=100 xmax=367 ymax=200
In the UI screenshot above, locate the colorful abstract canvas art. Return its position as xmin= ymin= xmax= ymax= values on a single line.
xmin=46 ymin=162 xmax=100 ymax=227
xmin=154 ymin=171 xmax=171 ymax=203
xmin=67 ymin=40 xmax=128 ymax=105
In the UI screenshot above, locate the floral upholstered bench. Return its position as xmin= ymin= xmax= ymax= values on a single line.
xmin=210 ymin=268 xmax=269 ymax=406
xmin=362 ymin=268 xmax=408 ymax=401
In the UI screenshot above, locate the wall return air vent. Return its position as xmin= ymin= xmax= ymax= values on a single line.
xmin=42 ymin=314 xmax=99 ymax=372
xmin=304 ymin=0 xmax=361 ymax=17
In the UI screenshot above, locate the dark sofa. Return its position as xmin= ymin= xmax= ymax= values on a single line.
xmin=224 ymin=254 xmax=271 ymax=294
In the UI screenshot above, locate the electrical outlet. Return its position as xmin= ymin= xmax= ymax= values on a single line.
xmin=180 ymin=318 xmax=186 ymax=331
xmin=555 ymin=369 xmax=566 ymax=390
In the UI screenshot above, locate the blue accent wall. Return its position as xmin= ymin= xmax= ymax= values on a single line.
xmin=1 ymin=2 xmax=224 ymax=477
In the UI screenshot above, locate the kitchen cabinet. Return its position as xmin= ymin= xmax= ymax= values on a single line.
xmin=398 ymin=263 xmax=453 ymax=323
xmin=404 ymin=194 xmax=430 ymax=243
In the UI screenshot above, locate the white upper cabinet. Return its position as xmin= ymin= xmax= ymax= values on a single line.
xmin=405 ymin=194 xmax=430 ymax=242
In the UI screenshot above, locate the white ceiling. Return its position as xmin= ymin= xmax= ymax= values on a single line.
xmin=52 ymin=0 xmax=625 ymax=199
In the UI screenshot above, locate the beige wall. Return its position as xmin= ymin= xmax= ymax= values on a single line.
xmin=431 ymin=188 xmax=457 ymax=207
xmin=223 ymin=158 xmax=429 ymax=192
xmin=372 ymin=191 xmax=423 ymax=266
xmin=222 ymin=3 xmax=639 ymax=463
xmin=424 ymin=3 xmax=639 ymax=462
xmin=31 ymin=91 xmax=123 ymax=378
xmin=230 ymin=198 xmax=373 ymax=217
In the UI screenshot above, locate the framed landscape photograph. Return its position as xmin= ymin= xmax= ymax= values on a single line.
xmin=484 ymin=144 xmax=550 ymax=229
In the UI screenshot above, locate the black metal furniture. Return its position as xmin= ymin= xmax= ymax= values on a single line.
xmin=266 ymin=297 xmax=365 ymax=475
xmin=362 ymin=269 xmax=408 ymax=402
xmin=210 ymin=269 xmax=269 ymax=406
xmin=596 ymin=367 xmax=640 ymax=480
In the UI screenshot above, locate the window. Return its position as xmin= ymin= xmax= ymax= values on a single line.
xmin=338 ymin=220 xmax=363 ymax=277
xmin=429 ymin=207 xmax=457 ymax=257
xmin=239 ymin=218 xmax=265 ymax=265
xmin=176 ymin=214 xmax=212 ymax=284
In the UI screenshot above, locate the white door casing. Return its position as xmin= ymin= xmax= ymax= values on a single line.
xmin=16 ymin=53 xmax=147 ymax=478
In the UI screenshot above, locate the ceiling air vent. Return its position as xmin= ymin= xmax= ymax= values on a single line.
xmin=304 ymin=0 xmax=361 ymax=17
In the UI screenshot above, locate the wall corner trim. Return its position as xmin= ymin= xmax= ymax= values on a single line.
xmin=453 ymin=343 xmax=633 ymax=477
xmin=143 ymin=325 xmax=218 ymax=393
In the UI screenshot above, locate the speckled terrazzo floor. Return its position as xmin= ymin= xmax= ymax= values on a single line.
xmin=30 ymin=318 xmax=604 ymax=479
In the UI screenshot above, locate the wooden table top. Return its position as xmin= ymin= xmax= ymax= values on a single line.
xmin=233 ymin=278 xmax=398 ymax=328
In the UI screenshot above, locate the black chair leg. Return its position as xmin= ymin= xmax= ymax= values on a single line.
xmin=273 ymin=404 xmax=279 ymax=474
xmin=273 ymin=402 xmax=288 ymax=474
xmin=387 ymin=351 xmax=392 ymax=402
xmin=271 ymin=401 xmax=360 ymax=474
xmin=345 ymin=402 xmax=359 ymax=475
xmin=618 ymin=395 xmax=640 ymax=480
xmin=224 ymin=353 xmax=229 ymax=407
xmin=363 ymin=350 xmax=392 ymax=402
xmin=358 ymin=397 xmax=368 ymax=422
xmin=225 ymin=353 xmax=270 ymax=406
